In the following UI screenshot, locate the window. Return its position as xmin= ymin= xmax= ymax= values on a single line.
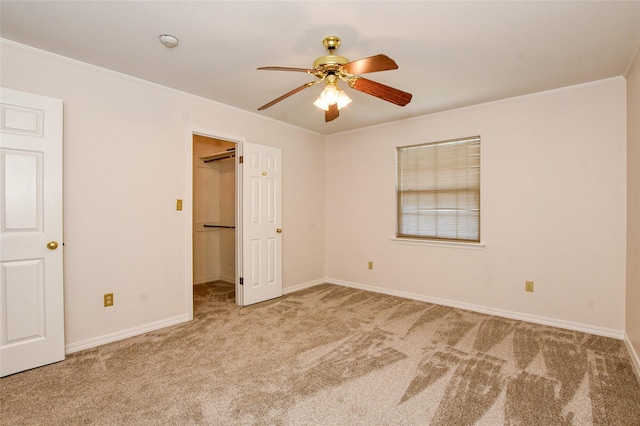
xmin=397 ymin=136 xmax=480 ymax=242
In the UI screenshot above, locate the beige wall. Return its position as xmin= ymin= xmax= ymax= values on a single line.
xmin=326 ymin=78 xmax=627 ymax=335
xmin=626 ymin=47 xmax=640 ymax=366
xmin=1 ymin=42 xmax=326 ymax=350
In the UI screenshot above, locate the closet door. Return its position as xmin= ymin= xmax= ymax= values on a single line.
xmin=239 ymin=142 xmax=282 ymax=305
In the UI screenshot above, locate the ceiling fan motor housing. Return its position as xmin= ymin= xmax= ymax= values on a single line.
xmin=313 ymin=36 xmax=349 ymax=70
xmin=313 ymin=36 xmax=349 ymax=71
xmin=313 ymin=54 xmax=349 ymax=70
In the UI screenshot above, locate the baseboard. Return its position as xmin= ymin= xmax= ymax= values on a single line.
xmin=219 ymin=275 xmax=235 ymax=284
xmin=325 ymin=278 xmax=625 ymax=339
xmin=283 ymin=278 xmax=326 ymax=295
xmin=193 ymin=275 xmax=219 ymax=285
xmin=194 ymin=275 xmax=235 ymax=285
xmin=624 ymin=334 xmax=640 ymax=381
xmin=65 ymin=314 xmax=190 ymax=354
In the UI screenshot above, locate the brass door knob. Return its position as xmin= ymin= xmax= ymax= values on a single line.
xmin=276 ymin=228 xmax=282 ymax=233
xmin=47 ymin=241 xmax=59 ymax=250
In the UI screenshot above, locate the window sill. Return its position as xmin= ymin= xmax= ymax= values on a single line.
xmin=390 ymin=237 xmax=485 ymax=249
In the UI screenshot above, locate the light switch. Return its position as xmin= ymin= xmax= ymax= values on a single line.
xmin=176 ymin=199 xmax=183 ymax=211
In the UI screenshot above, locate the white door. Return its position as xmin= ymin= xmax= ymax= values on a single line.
xmin=0 ymin=88 xmax=64 ymax=377
xmin=239 ymin=142 xmax=282 ymax=306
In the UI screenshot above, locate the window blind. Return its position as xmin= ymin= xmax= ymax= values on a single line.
xmin=397 ymin=136 xmax=480 ymax=242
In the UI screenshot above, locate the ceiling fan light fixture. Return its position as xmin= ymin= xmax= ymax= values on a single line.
xmin=314 ymin=83 xmax=339 ymax=110
xmin=314 ymin=85 xmax=351 ymax=111
xmin=320 ymin=84 xmax=339 ymax=104
xmin=313 ymin=98 xmax=330 ymax=111
xmin=336 ymin=89 xmax=352 ymax=109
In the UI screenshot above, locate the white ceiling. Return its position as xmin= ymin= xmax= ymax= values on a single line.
xmin=2 ymin=1 xmax=639 ymax=135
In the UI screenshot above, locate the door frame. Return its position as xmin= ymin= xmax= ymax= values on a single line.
xmin=186 ymin=127 xmax=245 ymax=318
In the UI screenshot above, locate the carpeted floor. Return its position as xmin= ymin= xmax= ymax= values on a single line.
xmin=2 ymin=282 xmax=640 ymax=425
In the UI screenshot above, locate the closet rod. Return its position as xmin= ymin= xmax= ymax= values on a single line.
xmin=201 ymin=148 xmax=236 ymax=163
xmin=202 ymin=153 xmax=235 ymax=163
xmin=203 ymin=224 xmax=236 ymax=229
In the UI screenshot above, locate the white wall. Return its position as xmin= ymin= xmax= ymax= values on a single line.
xmin=626 ymin=47 xmax=640 ymax=364
xmin=1 ymin=42 xmax=326 ymax=349
xmin=326 ymin=78 xmax=627 ymax=335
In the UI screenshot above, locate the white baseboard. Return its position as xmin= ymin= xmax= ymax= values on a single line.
xmin=219 ymin=275 xmax=235 ymax=284
xmin=193 ymin=275 xmax=218 ymax=285
xmin=194 ymin=275 xmax=235 ymax=285
xmin=325 ymin=278 xmax=625 ymax=339
xmin=624 ymin=334 xmax=640 ymax=381
xmin=283 ymin=278 xmax=326 ymax=294
xmin=65 ymin=314 xmax=190 ymax=354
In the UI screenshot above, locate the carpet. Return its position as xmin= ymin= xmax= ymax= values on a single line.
xmin=2 ymin=282 xmax=639 ymax=425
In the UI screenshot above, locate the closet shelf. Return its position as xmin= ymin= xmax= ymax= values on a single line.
xmin=200 ymin=148 xmax=236 ymax=163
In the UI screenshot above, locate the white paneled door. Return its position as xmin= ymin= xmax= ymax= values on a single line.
xmin=239 ymin=142 xmax=282 ymax=306
xmin=0 ymin=88 xmax=64 ymax=377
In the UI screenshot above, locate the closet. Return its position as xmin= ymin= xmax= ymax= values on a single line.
xmin=192 ymin=134 xmax=236 ymax=288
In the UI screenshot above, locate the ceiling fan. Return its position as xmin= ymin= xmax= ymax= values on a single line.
xmin=257 ymin=36 xmax=412 ymax=122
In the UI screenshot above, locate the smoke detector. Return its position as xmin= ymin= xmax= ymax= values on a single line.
xmin=159 ymin=34 xmax=179 ymax=48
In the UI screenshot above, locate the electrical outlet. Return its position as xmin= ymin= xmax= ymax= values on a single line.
xmin=525 ymin=281 xmax=534 ymax=293
xmin=368 ymin=261 xmax=373 ymax=270
xmin=104 ymin=293 xmax=114 ymax=307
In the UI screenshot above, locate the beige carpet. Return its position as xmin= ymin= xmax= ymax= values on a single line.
xmin=2 ymin=282 xmax=640 ymax=425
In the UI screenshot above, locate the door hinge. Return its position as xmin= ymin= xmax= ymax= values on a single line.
xmin=239 ymin=277 xmax=244 ymax=285
xmin=239 ymin=155 xmax=243 ymax=164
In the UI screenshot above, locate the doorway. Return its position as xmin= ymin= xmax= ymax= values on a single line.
xmin=192 ymin=134 xmax=237 ymax=303
xmin=188 ymin=130 xmax=283 ymax=313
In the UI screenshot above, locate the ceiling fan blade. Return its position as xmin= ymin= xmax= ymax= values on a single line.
xmin=257 ymin=82 xmax=316 ymax=111
xmin=342 ymin=54 xmax=398 ymax=75
xmin=258 ymin=66 xmax=315 ymax=73
xmin=325 ymin=104 xmax=339 ymax=122
xmin=349 ymin=77 xmax=412 ymax=106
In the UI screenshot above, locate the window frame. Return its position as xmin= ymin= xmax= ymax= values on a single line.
xmin=396 ymin=136 xmax=481 ymax=243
